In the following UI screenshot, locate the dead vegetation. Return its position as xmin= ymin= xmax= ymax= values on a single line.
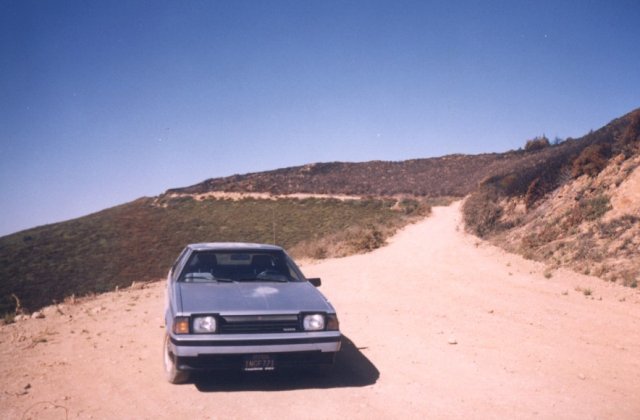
xmin=463 ymin=108 xmax=640 ymax=286
xmin=165 ymin=145 xmax=587 ymax=200
xmin=292 ymin=198 xmax=433 ymax=259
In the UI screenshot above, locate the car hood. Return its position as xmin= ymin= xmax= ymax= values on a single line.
xmin=177 ymin=282 xmax=334 ymax=314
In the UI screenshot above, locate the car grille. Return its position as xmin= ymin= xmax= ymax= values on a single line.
xmin=219 ymin=315 xmax=300 ymax=334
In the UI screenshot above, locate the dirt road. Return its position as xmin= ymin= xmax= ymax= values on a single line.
xmin=2 ymin=202 xmax=639 ymax=419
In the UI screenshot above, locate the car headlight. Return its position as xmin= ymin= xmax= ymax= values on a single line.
xmin=193 ymin=316 xmax=217 ymax=333
xmin=303 ymin=314 xmax=325 ymax=331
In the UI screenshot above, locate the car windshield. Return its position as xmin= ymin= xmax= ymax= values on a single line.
xmin=178 ymin=250 xmax=302 ymax=283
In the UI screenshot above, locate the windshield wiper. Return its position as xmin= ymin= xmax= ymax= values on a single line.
xmin=239 ymin=277 xmax=288 ymax=283
xmin=182 ymin=274 xmax=236 ymax=283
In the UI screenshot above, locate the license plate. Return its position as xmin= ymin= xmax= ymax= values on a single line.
xmin=243 ymin=354 xmax=275 ymax=371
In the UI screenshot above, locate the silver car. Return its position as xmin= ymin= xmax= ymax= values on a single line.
xmin=163 ymin=242 xmax=342 ymax=383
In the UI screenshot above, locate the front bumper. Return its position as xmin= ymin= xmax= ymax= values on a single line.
xmin=169 ymin=331 xmax=341 ymax=354
xmin=169 ymin=331 xmax=341 ymax=371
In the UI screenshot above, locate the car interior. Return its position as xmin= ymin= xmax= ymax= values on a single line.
xmin=180 ymin=251 xmax=292 ymax=282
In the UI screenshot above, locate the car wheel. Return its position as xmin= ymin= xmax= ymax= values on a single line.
xmin=163 ymin=333 xmax=190 ymax=384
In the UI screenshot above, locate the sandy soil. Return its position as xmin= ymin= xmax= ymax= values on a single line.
xmin=163 ymin=191 xmax=363 ymax=202
xmin=2 ymin=202 xmax=639 ymax=419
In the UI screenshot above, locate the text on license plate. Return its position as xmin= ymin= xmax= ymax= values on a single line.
xmin=243 ymin=354 xmax=275 ymax=371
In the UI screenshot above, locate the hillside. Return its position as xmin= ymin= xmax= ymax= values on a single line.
xmin=166 ymin=151 xmax=553 ymax=198
xmin=0 ymin=196 xmax=429 ymax=315
xmin=165 ymin=115 xmax=635 ymax=202
xmin=463 ymin=108 xmax=640 ymax=285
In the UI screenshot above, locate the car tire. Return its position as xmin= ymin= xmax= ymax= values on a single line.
xmin=163 ymin=333 xmax=190 ymax=384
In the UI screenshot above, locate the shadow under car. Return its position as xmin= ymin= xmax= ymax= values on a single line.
xmin=192 ymin=336 xmax=379 ymax=392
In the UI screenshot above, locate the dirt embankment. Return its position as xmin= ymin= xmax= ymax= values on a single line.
xmin=496 ymin=153 xmax=640 ymax=284
xmin=1 ymin=203 xmax=639 ymax=419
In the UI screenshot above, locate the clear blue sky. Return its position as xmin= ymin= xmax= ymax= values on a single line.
xmin=1 ymin=1 xmax=639 ymax=236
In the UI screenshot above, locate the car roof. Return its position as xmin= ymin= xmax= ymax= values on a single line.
xmin=187 ymin=242 xmax=284 ymax=252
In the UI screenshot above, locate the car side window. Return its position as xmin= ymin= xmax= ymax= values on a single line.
xmin=285 ymin=259 xmax=303 ymax=282
xmin=171 ymin=247 xmax=190 ymax=280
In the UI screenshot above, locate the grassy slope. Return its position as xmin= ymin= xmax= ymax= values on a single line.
xmin=0 ymin=196 xmax=424 ymax=314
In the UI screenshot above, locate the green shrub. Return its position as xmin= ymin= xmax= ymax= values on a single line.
xmin=597 ymin=215 xmax=640 ymax=238
xmin=524 ymin=177 xmax=545 ymax=209
xmin=462 ymin=188 xmax=503 ymax=237
xmin=347 ymin=226 xmax=386 ymax=252
xmin=618 ymin=110 xmax=640 ymax=156
xmin=571 ymin=144 xmax=611 ymax=178
xmin=564 ymin=195 xmax=611 ymax=227
xmin=2 ymin=312 xmax=15 ymax=325
xmin=521 ymin=223 xmax=564 ymax=250
xmin=525 ymin=136 xmax=550 ymax=152
xmin=580 ymin=195 xmax=612 ymax=221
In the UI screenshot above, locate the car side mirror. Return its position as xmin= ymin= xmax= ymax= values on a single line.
xmin=308 ymin=278 xmax=322 ymax=287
